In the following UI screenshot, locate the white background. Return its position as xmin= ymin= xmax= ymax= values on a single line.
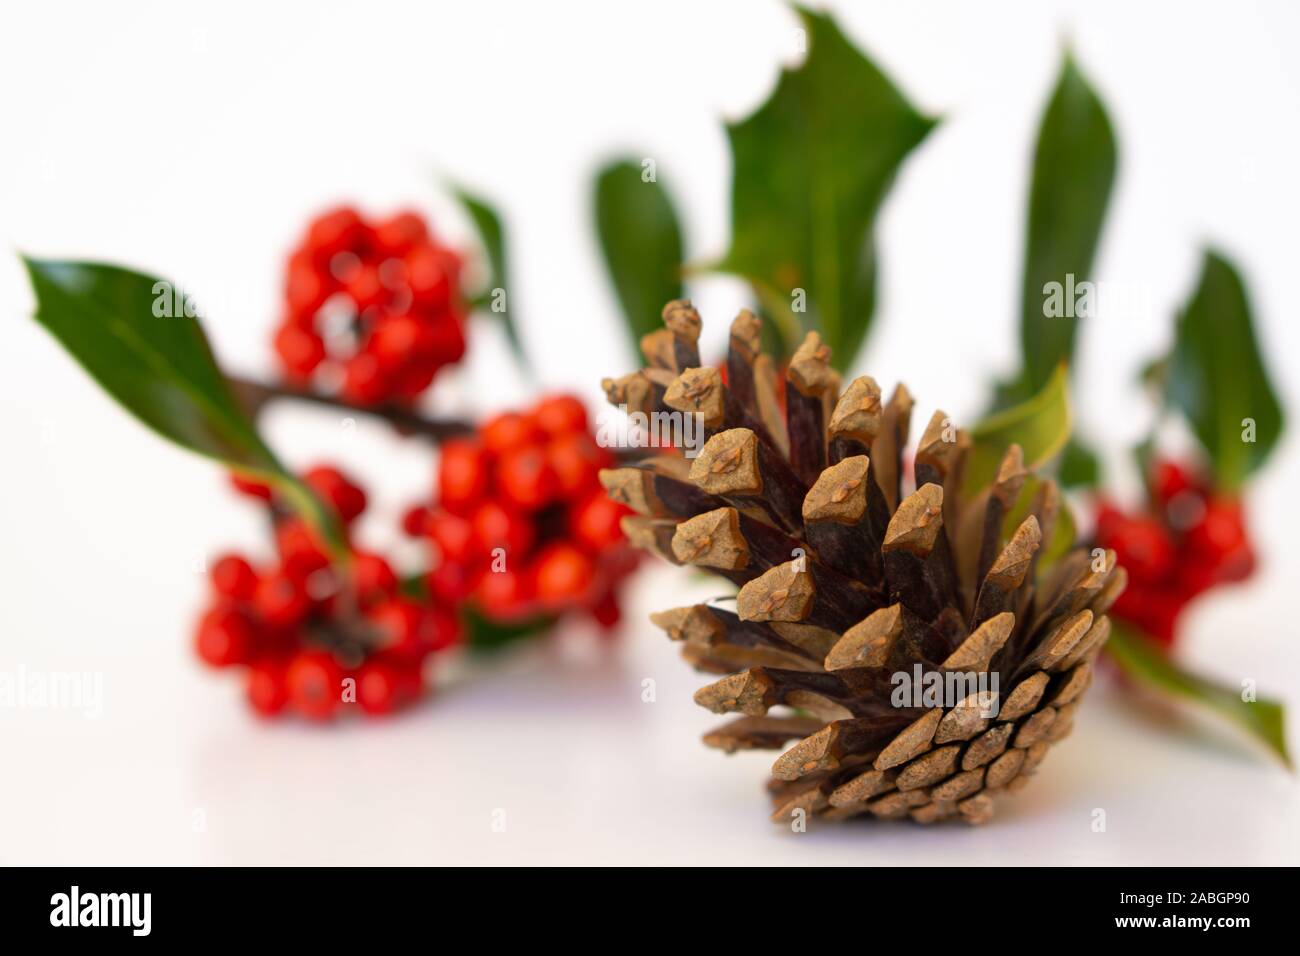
xmin=1 ymin=0 xmax=1297 ymax=865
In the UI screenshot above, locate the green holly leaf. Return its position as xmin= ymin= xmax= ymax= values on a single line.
xmin=1015 ymin=53 xmax=1117 ymax=398
xmin=967 ymin=364 xmax=1072 ymax=491
xmin=1057 ymin=436 xmax=1101 ymax=488
xmin=452 ymin=186 xmax=528 ymax=371
xmin=1165 ymin=250 xmax=1284 ymax=490
xmin=1107 ymin=622 xmax=1290 ymax=768
xmin=714 ymin=5 xmax=936 ymax=367
xmin=463 ymin=607 xmax=558 ymax=654
xmin=1002 ymin=473 xmax=1076 ymax=572
xmin=22 ymin=257 xmax=347 ymax=557
xmin=593 ymin=158 xmax=685 ymax=361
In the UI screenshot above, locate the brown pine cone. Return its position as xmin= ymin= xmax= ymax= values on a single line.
xmin=601 ymin=301 xmax=1124 ymax=826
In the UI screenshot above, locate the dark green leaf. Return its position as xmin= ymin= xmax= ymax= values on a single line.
xmin=967 ymin=364 xmax=1072 ymax=491
xmin=1016 ymin=54 xmax=1117 ymax=397
xmin=1057 ymin=436 xmax=1100 ymax=488
xmin=1165 ymin=250 xmax=1284 ymax=489
xmin=714 ymin=5 xmax=936 ymax=367
xmin=1132 ymin=435 xmax=1157 ymax=492
xmin=593 ymin=159 xmax=685 ymax=360
xmin=1107 ymin=622 xmax=1290 ymax=768
xmin=1003 ymin=474 xmax=1076 ymax=571
xmin=452 ymin=187 xmax=528 ymax=371
xmin=22 ymin=257 xmax=347 ymax=556
xmin=464 ymin=606 xmax=557 ymax=654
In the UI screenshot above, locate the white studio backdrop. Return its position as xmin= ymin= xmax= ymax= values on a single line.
xmin=1 ymin=0 xmax=1297 ymax=864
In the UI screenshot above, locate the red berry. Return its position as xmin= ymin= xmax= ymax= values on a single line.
xmin=1175 ymin=560 xmax=1218 ymax=600
xmin=437 ymin=440 xmax=488 ymax=514
xmin=253 ymin=570 xmax=310 ymax=630
xmin=401 ymin=504 xmax=431 ymax=537
xmin=373 ymin=211 xmax=429 ymax=257
xmin=545 ymin=432 xmax=604 ymax=498
xmin=405 ymin=242 xmax=454 ymax=310
xmin=1093 ymin=500 xmax=1126 ymax=541
xmin=428 ymin=508 xmax=479 ymax=564
xmin=476 ymin=567 xmax=535 ymax=621
xmin=275 ymin=518 xmax=331 ymax=581
xmin=228 ymin=471 xmax=274 ymax=501
xmin=427 ymin=562 xmax=476 ymax=603
xmin=1112 ymin=586 xmax=1184 ymax=646
xmin=341 ymin=352 xmax=388 ymax=405
xmin=351 ymin=551 xmax=398 ymax=608
xmin=368 ymin=599 xmax=434 ymax=650
xmin=286 ymin=650 xmax=344 ymax=721
xmin=532 ymin=543 xmax=596 ymax=608
xmin=1152 ymin=460 xmax=1198 ymax=504
xmin=356 ymin=659 xmax=404 ymax=716
xmin=305 ymin=206 xmax=365 ymax=262
xmin=1186 ymin=497 xmax=1247 ymax=559
xmin=1101 ymin=514 xmax=1175 ymax=586
xmin=370 ymin=312 xmax=424 ymax=372
xmin=303 ymin=465 xmax=367 ymax=523
xmin=470 ymin=501 xmax=536 ymax=558
xmin=344 ymin=262 xmax=386 ymax=312
xmin=569 ymin=491 xmax=630 ymax=552
xmin=428 ymin=607 xmax=462 ymax=652
xmin=480 ymin=412 xmax=540 ymax=456
xmin=195 ymin=605 xmax=254 ymax=668
xmin=496 ymin=446 xmax=557 ymax=511
xmin=210 ymin=553 xmax=258 ymax=602
xmin=285 ymin=252 xmax=331 ymax=321
xmin=421 ymin=313 xmax=466 ymax=365
xmin=591 ymin=591 xmax=622 ymax=630
xmin=534 ymin=394 xmax=589 ymax=436
xmin=246 ymin=660 xmax=289 ymax=717
xmin=273 ymin=321 xmax=326 ymax=380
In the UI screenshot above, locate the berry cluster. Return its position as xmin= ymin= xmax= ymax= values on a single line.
xmin=272 ymin=207 xmax=467 ymax=405
xmin=1095 ymin=459 xmax=1256 ymax=645
xmin=406 ymin=395 xmax=636 ymax=628
xmin=203 ymin=464 xmax=459 ymax=719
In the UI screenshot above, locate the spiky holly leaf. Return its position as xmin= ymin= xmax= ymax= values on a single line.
xmin=1166 ymin=250 xmax=1284 ymax=490
xmin=594 ymin=158 xmax=686 ymax=361
xmin=968 ymin=364 xmax=1072 ymax=491
xmin=22 ymin=257 xmax=347 ymax=557
xmin=452 ymin=186 xmax=528 ymax=371
xmin=1003 ymin=474 xmax=1076 ymax=571
xmin=1016 ymin=53 xmax=1116 ymax=399
xmin=1107 ymin=622 xmax=1290 ymax=768
xmin=715 ymin=5 xmax=935 ymax=366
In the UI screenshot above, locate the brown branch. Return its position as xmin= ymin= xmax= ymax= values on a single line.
xmin=227 ymin=375 xmax=474 ymax=442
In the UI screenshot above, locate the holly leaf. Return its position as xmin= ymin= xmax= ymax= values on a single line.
xmin=464 ymin=607 xmax=558 ymax=654
xmin=1003 ymin=473 xmax=1076 ymax=571
xmin=714 ymin=5 xmax=936 ymax=367
xmin=593 ymin=158 xmax=685 ymax=360
xmin=1057 ymin=436 xmax=1100 ymax=488
xmin=1107 ymin=622 xmax=1290 ymax=768
xmin=452 ymin=187 xmax=528 ymax=370
xmin=1165 ymin=250 xmax=1284 ymax=490
xmin=1015 ymin=53 xmax=1117 ymax=398
xmin=967 ymin=364 xmax=1072 ymax=491
xmin=22 ymin=257 xmax=347 ymax=556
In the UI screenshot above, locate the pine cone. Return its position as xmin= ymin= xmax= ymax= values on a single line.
xmin=601 ymin=301 xmax=1125 ymax=826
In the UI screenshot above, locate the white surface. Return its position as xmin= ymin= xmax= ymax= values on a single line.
xmin=1 ymin=0 xmax=1298 ymax=865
